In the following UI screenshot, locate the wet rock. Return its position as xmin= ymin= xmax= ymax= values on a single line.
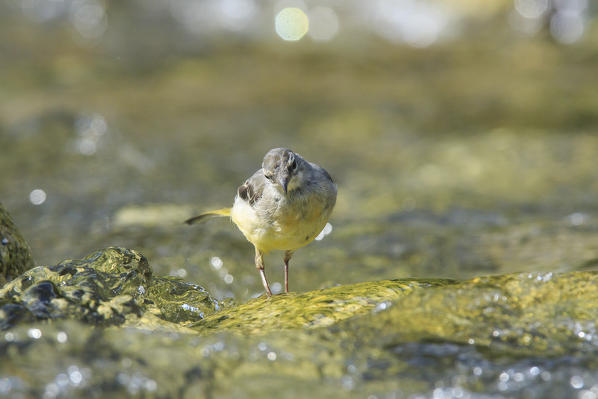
xmin=338 ymin=271 xmax=598 ymax=357
xmin=192 ymin=279 xmax=450 ymax=334
xmin=147 ymin=277 xmax=222 ymax=324
xmin=191 ymin=270 xmax=598 ymax=358
xmin=0 ymin=247 xmax=220 ymax=331
xmin=0 ymin=247 xmax=151 ymax=329
xmin=2 ymin=271 xmax=598 ymax=399
xmin=0 ymin=203 xmax=35 ymax=285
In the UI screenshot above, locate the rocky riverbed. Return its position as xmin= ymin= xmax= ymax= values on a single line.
xmin=2 ymin=209 xmax=598 ymax=398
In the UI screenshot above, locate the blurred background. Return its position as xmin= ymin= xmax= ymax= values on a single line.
xmin=1 ymin=0 xmax=598 ymax=301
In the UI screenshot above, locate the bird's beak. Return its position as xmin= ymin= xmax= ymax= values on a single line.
xmin=278 ymin=175 xmax=289 ymax=194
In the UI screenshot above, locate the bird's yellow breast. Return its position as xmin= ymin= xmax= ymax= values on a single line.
xmin=230 ymin=195 xmax=330 ymax=254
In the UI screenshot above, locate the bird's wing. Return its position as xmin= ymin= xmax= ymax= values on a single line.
xmin=237 ymin=169 xmax=267 ymax=207
xmin=185 ymin=170 xmax=267 ymax=225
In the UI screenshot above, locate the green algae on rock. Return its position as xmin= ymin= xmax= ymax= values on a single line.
xmin=0 ymin=247 xmax=220 ymax=331
xmin=2 ymin=247 xmax=598 ymax=399
xmin=1 ymin=245 xmax=598 ymax=398
xmin=2 ymin=271 xmax=598 ymax=398
xmin=191 ymin=279 xmax=453 ymax=334
xmin=0 ymin=203 xmax=35 ymax=285
xmin=0 ymin=247 xmax=151 ymax=329
xmin=147 ymin=276 xmax=222 ymax=323
xmin=334 ymin=271 xmax=598 ymax=358
xmin=191 ymin=269 xmax=598 ymax=359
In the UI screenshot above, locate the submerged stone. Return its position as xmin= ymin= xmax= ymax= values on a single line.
xmin=0 ymin=203 xmax=34 ymax=285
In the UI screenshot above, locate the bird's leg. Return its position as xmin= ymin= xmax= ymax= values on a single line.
xmin=255 ymin=247 xmax=272 ymax=297
xmin=284 ymin=250 xmax=294 ymax=294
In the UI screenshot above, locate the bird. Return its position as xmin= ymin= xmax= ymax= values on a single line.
xmin=185 ymin=148 xmax=337 ymax=297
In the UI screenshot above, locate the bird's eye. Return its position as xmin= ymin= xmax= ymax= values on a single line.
xmin=290 ymin=160 xmax=297 ymax=170
xmin=265 ymin=173 xmax=273 ymax=181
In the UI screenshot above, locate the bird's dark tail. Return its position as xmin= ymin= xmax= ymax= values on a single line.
xmin=184 ymin=208 xmax=231 ymax=225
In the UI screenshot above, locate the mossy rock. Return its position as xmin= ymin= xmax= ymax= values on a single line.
xmin=0 ymin=203 xmax=35 ymax=285
xmin=0 ymin=247 xmax=220 ymax=330
xmin=147 ymin=276 xmax=222 ymax=323
xmin=191 ymin=279 xmax=452 ymax=334
xmin=192 ymin=270 xmax=598 ymax=358
xmin=3 ymin=271 xmax=598 ymax=399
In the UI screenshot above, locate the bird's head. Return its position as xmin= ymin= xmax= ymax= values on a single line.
xmin=262 ymin=148 xmax=306 ymax=194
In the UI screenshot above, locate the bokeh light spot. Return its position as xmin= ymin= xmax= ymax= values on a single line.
xmin=271 ymin=282 xmax=282 ymax=294
xmin=514 ymin=0 xmax=549 ymax=19
xmin=69 ymin=0 xmax=107 ymax=40
xmin=56 ymin=332 xmax=68 ymax=343
xmin=371 ymin=0 xmax=451 ymax=48
xmin=308 ymin=7 xmax=339 ymax=42
xmin=550 ymin=11 xmax=584 ymax=44
xmin=275 ymin=7 xmax=309 ymax=41
xmin=27 ymin=328 xmax=42 ymax=339
xmin=29 ymin=189 xmax=47 ymax=206
xmin=210 ymin=256 xmax=223 ymax=270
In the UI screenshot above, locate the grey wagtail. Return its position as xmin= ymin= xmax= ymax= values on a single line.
xmin=185 ymin=148 xmax=337 ymax=297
